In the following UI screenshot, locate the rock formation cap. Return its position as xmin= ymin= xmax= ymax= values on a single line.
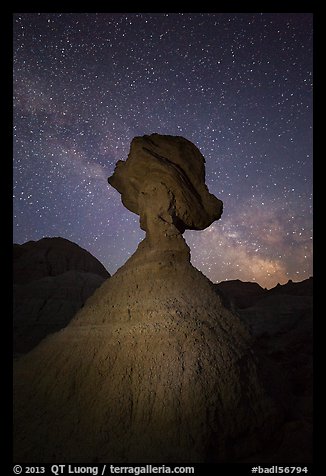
xmin=108 ymin=134 xmax=223 ymax=237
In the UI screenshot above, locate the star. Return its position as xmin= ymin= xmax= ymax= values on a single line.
xmin=13 ymin=13 xmax=312 ymax=288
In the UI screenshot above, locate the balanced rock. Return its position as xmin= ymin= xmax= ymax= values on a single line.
xmin=108 ymin=133 xmax=223 ymax=250
xmin=14 ymin=134 xmax=276 ymax=463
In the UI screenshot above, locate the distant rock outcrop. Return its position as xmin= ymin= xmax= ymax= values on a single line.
xmin=267 ymin=277 xmax=313 ymax=297
xmin=214 ymin=279 xmax=267 ymax=309
xmin=14 ymin=237 xmax=109 ymax=284
xmin=13 ymin=238 xmax=110 ymax=354
xmin=226 ymin=278 xmax=313 ymax=464
xmin=215 ymin=277 xmax=313 ymax=310
xmin=14 ymin=135 xmax=277 ymax=463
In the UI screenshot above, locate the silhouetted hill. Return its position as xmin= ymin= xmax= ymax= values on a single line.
xmin=13 ymin=238 xmax=110 ymax=354
xmin=235 ymin=277 xmax=313 ymax=463
xmin=13 ymin=237 xmax=109 ymax=284
xmin=268 ymin=277 xmax=313 ymax=297
xmin=214 ymin=277 xmax=312 ymax=310
xmin=214 ymin=279 xmax=267 ymax=309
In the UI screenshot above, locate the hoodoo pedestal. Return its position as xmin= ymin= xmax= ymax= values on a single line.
xmin=14 ymin=134 xmax=277 ymax=463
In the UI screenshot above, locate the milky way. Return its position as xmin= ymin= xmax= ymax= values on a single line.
xmin=13 ymin=12 xmax=313 ymax=288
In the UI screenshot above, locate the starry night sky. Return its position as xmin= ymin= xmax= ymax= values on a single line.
xmin=13 ymin=12 xmax=313 ymax=289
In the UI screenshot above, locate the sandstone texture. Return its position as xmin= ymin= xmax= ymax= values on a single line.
xmin=14 ymin=135 xmax=277 ymax=463
xmin=108 ymin=134 xmax=223 ymax=249
xmin=14 ymin=250 xmax=277 ymax=463
xmin=13 ymin=238 xmax=110 ymax=354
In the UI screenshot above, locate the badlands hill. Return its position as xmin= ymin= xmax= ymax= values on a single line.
xmin=13 ymin=237 xmax=110 ymax=354
xmin=216 ymin=277 xmax=313 ymax=463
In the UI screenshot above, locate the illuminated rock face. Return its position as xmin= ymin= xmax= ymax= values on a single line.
xmin=14 ymin=135 xmax=277 ymax=463
xmin=108 ymin=134 xmax=223 ymax=252
xmin=109 ymin=134 xmax=223 ymax=232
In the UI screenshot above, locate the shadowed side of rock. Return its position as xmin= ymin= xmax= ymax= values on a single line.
xmin=13 ymin=238 xmax=110 ymax=354
xmin=13 ymin=237 xmax=109 ymax=284
xmin=238 ymin=289 xmax=313 ymax=463
xmin=216 ymin=277 xmax=313 ymax=463
xmin=14 ymin=270 xmax=106 ymax=355
xmin=214 ymin=279 xmax=267 ymax=309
